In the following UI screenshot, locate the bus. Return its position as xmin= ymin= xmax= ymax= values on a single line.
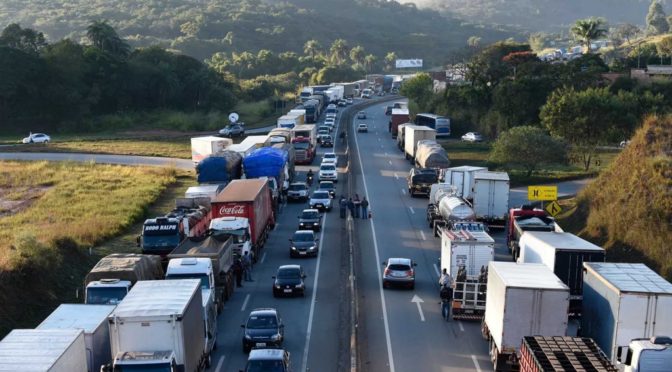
xmin=415 ymin=113 xmax=450 ymax=137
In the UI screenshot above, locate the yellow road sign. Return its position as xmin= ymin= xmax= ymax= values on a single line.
xmin=528 ymin=186 xmax=558 ymax=201
xmin=545 ymin=201 xmax=562 ymax=217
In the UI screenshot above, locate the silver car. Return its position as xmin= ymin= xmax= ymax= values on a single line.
xmin=382 ymin=258 xmax=416 ymax=289
xmin=287 ymin=182 xmax=309 ymax=201
xmin=309 ymin=191 xmax=332 ymax=212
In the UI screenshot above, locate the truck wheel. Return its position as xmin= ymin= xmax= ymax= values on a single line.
xmin=205 ymin=353 xmax=212 ymax=368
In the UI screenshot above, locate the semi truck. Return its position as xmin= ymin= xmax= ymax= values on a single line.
xmin=185 ymin=184 xmax=226 ymax=201
xmin=518 ymin=231 xmax=605 ymax=316
xmin=396 ymin=123 xmax=411 ymax=151
xmin=507 ymin=205 xmax=561 ymax=260
xmin=277 ymin=114 xmax=301 ymax=130
xmin=440 ymin=228 xmax=494 ymax=319
xmin=482 ymin=262 xmax=570 ymax=371
xmin=303 ymin=100 xmax=319 ymax=123
xmin=581 ymin=262 xmax=672 ymax=367
xmin=167 ymin=234 xmax=235 ymax=312
xmin=440 ymin=166 xmax=488 ymax=201
xmin=291 ymin=124 xmax=317 ymax=164
xmin=104 ymin=280 xmax=208 ymax=372
xmin=415 ymin=141 xmax=450 ymax=169
xmin=84 ymin=253 xmax=164 ymax=305
xmin=404 ymin=125 xmax=437 ymax=161
xmin=272 ymin=143 xmax=296 ymax=184
xmin=389 ymin=108 xmax=410 ymax=138
xmin=519 ymin=336 xmax=616 ymax=372
xmin=426 ymin=184 xmax=476 ymax=237
xmin=210 ymin=179 xmax=275 ymax=260
xmin=471 ymin=171 xmax=510 ymax=228
xmin=0 ymin=329 xmax=87 ymax=372
xmin=164 ymin=258 xmax=219 ymax=361
xmin=268 ymin=128 xmax=292 ymax=145
xmin=138 ymin=198 xmax=212 ymax=256
xmin=195 ymin=150 xmax=242 ymax=185
xmin=190 ymin=136 xmax=232 ymax=164
xmin=334 ymin=82 xmax=356 ymax=98
xmin=37 ymin=304 xmax=116 ymax=372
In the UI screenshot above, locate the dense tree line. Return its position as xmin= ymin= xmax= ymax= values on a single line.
xmin=0 ymin=23 xmax=237 ymax=133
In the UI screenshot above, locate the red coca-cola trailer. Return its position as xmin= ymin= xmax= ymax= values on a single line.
xmin=211 ymin=179 xmax=275 ymax=257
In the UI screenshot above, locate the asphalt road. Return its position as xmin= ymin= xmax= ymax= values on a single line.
xmin=0 ymin=152 xmax=195 ymax=170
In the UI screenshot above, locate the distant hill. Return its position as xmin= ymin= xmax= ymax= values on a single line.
xmin=0 ymin=0 xmax=516 ymax=66
xmin=567 ymin=116 xmax=672 ymax=280
xmin=401 ymin=0 xmax=671 ymax=32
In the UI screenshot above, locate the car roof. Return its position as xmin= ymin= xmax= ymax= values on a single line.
xmin=250 ymin=308 xmax=278 ymax=316
xmin=320 ymin=181 xmax=334 ymax=185
xmin=279 ymin=264 xmax=302 ymax=271
xmin=312 ymin=191 xmax=329 ymax=196
xmin=387 ymin=258 xmax=412 ymax=266
xmin=324 ymin=152 xmax=336 ymax=156
xmin=248 ymin=348 xmax=286 ymax=361
xmin=290 ymin=182 xmax=307 ymax=186
xmin=302 ymin=209 xmax=319 ymax=213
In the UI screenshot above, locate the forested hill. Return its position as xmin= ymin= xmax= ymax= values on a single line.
xmin=402 ymin=0 xmax=670 ymax=31
xmin=0 ymin=0 xmax=514 ymax=65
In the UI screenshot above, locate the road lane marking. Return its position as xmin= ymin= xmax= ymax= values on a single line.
xmin=394 ymin=172 xmax=399 ymax=179
xmin=459 ymin=321 xmax=465 ymax=332
xmin=388 ymin=160 xmax=392 ymax=165
xmin=353 ymin=112 xmax=396 ymax=372
xmin=409 ymin=207 xmax=415 ymax=214
xmin=411 ymin=295 xmax=425 ymax=322
xmin=471 ymin=355 xmax=483 ymax=372
xmin=260 ymin=252 xmax=267 ymax=264
xmin=215 ymin=356 xmax=225 ymax=372
xmin=240 ymin=294 xmax=250 ymax=312
xmin=433 ymin=263 xmax=440 ymax=278
xmin=401 ymin=189 xmax=406 ymax=195
xmin=420 ymin=230 xmax=426 ymax=241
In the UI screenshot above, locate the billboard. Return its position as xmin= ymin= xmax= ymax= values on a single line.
xmin=395 ymin=59 xmax=423 ymax=68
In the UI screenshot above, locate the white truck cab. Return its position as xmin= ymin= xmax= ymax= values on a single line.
xmin=617 ymin=336 xmax=672 ymax=372
xmin=210 ymin=216 xmax=252 ymax=258
xmin=165 ymin=258 xmax=218 ymax=358
xmin=85 ymin=278 xmax=132 ymax=305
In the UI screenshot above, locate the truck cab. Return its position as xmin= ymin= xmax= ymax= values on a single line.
xmin=85 ymin=278 xmax=132 ymax=305
xmin=617 ymin=337 xmax=672 ymax=372
xmin=107 ymin=351 xmax=178 ymax=372
xmin=138 ymin=217 xmax=184 ymax=256
xmin=210 ymin=217 xmax=252 ymax=258
xmin=165 ymin=258 xmax=218 ymax=359
xmin=507 ymin=205 xmax=559 ymax=260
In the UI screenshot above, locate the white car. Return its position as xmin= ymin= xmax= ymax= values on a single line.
xmin=326 ymin=113 xmax=337 ymax=120
xmin=319 ymin=125 xmax=331 ymax=133
xmin=309 ymin=190 xmax=333 ymax=211
xmin=461 ymin=132 xmax=483 ymax=142
xmin=318 ymin=164 xmax=338 ymax=182
xmin=346 ymin=98 xmax=353 ymax=105
xmin=325 ymin=118 xmax=336 ymax=127
xmin=22 ymin=133 xmax=50 ymax=144
xmin=357 ymin=123 xmax=368 ymax=133
xmin=287 ymin=182 xmax=309 ymax=201
xmin=322 ymin=152 xmax=337 ymax=166
xmin=357 ymin=111 xmax=366 ymax=119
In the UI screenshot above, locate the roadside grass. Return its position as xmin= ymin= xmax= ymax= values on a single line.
xmin=233 ymin=99 xmax=281 ymax=128
xmin=440 ymin=140 xmax=618 ymax=187
xmin=0 ymin=140 xmax=192 ymax=159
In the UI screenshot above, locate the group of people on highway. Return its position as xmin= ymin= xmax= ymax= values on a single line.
xmin=233 ymin=251 xmax=254 ymax=287
xmin=339 ymin=194 xmax=369 ymax=220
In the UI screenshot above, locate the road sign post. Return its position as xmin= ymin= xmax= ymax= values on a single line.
xmin=527 ymin=186 xmax=558 ymax=201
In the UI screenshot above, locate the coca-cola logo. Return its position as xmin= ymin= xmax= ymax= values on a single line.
xmin=219 ymin=204 xmax=246 ymax=215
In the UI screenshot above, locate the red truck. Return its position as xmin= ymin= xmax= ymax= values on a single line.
xmin=291 ymin=124 xmax=316 ymax=164
xmin=506 ymin=205 xmax=560 ymax=260
xmin=389 ymin=108 xmax=410 ymax=138
xmin=210 ymin=179 xmax=275 ymax=260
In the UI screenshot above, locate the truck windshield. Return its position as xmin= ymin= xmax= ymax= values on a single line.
xmin=211 ymin=228 xmax=248 ymax=244
xmin=115 ymin=364 xmax=172 ymax=372
xmin=246 ymin=360 xmax=286 ymax=372
xmin=165 ymin=274 xmax=210 ymax=290
xmin=142 ymin=234 xmax=181 ymax=249
xmin=412 ymin=174 xmax=437 ymax=184
xmin=86 ymin=287 xmax=128 ymax=305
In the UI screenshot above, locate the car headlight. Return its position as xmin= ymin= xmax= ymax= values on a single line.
xmin=308 ymin=245 xmax=316 ymax=251
xmin=275 ymin=285 xmax=281 ymax=289
xmin=291 ymin=246 xmax=297 ymax=250
xmin=245 ymin=334 xmax=252 ymax=340
xmin=313 ymin=222 xmax=319 ymax=225
xmin=295 ymin=283 xmax=304 ymax=288
xmin=271 ymin=334 xmax=282 ymax=341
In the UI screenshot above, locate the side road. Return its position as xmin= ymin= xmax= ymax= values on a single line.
xmin=0 ymin=152 xmax=195 ymax=171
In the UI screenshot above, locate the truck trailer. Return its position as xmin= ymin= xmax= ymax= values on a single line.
xmin=84 ymin=253 xmax=164 ymax=305
xmin=483 ymin=262 xmax=569 ymax=371
xmin=519 ymin=336 xmax=616 ymax=372
xmin=518 ymin=231 xmax=605 ymax=315
xmin=507 ymin=206 xmax=561 ymax=260
xmin=291 ymin=124 xmax=317 ymax=164
xmin=471 ymin=171 xmax=510 ymax=228
xmin=440 ymin=166 xmax=488 ymax=201
xmin=190 ymin=136 xmax=232 ymax=164
xmin=0 ymin=329 xmax=87 ymax=372
xmin=389 ymin=108 xmax=410 ymax=138
xmin=404 ymin=125 xmax=437 ymax=161
xmin=581 ymin=262 xmax=672 ymax=366
xmin=37 ymin=304 xmax=116 ymax=372
xmin=105 ymin=280 xmax=207 ymax=372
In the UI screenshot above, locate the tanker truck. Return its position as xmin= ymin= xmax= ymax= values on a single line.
xmin=426 ymin=184 xmax=478 ymax=237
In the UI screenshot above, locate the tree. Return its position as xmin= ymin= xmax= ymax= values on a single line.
xmin=329 ymin=39 xmax=349 ymax=65
xmin=400 ymin=73 xmax=433 ymax=111
xmin=364 ymin=54 xmax=377 ymax=72
xmin=86 ymin=20 xmax=129 ymax=58
xmin=349 ymin=45 xmax=365 ymax=66
xmin=613 ymin=23 xmax=640 ymax=45
xmin=570 ymin=17 xmax=608 ymax=54
xmin=528 ymin=32 xmax=549 ymax=52
xmin=646 ymin=1 xmax=669 ymax=35
xmin=384 ymin=52 xmax=397 ymax=72
xmin=657 ymin=36 xmax=672 ymax=64
xmin=467 ymin=36 xmax=482 ymax=49
xmin=303 ymin=39 xmax=321 ymax=59
xmin=488 ymin=126 xmax=566 ymax=176
xmin=0 ymin=24 xmax=47 ymax=55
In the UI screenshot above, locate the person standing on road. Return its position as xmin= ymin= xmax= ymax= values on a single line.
xmin=233 ymin=258 xmax=243 ymax=287
xmin=339 ymin=196 xmax=347 ymax=219
xmin=347 ymin=198 xmax=355 ymax=218
xmin=439 ymin=268 xmax=453 ymax=288
xmin=353 ymin=194 xmax=361 ymax=218
xmin=242 ymin=252 xmax=253 ymax=282
xmin=360 ymin=197 xmax=369 ymax=219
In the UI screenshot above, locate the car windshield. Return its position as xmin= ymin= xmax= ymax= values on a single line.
xmin=322 ymin=136 xmax=332 ymax=141
xmin=320 ymin=165 xmax=335 ymax=171
xmin=245 ymin=360 xmax=286 ymax=372
xmin=312 ymin=191 xmax=329 ymax=199
xmin=324 ymin=154 xmax=335 ymax=159
xmin=278 ymin=268 xmax=301 ymax=279
xmin=289 ymin=184 xmax=306 ymax=191
xmin=246 ymin=315 xmax=278 ymax=329
xmin=117 ymin=364 xmax=173 ymax=372
xmin=293 ymin=142 xmax=309 ymax=150
xmin=293 ymin=232 xmax=314 ymax=242
xmin=358 ymin=124 xmax=366 ymax=128
xmin=301 ymin=211 xmax=319 ymax=219
xmin=411 ymin=174 xmax=438 ymax=183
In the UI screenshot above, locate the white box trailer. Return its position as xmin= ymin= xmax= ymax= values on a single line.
xmin=581 ymin=263 xmax=672 ymax=363
xmin=37 ymin=304 xmax=116 ymax=372
xmin=472 ymin=171 xmax=509 ymax=227
xmin=0 ymin=329 xmax=87 ymax=372
xmin=107 ymin=279 xmax=206 ymax=372
xmin=404 ymin=125 xmax=436 ymax=161
xmin=190 ymin=136 xmax=233 ymax=164
xmin=440 ymin=229 xmax=494 ymax=319
xmin=483 ymin=262 xmax=569 ymax=371
xmin=441 ymin=166 xmax=488 ymax=200
xmin=185 ymin=184 xmax=226 ymax=201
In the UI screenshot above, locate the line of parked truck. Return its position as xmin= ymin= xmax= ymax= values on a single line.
xmin=383 ymin=113 xmax=672 ymax=371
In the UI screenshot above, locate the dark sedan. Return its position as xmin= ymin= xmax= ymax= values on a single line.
xmin=241 ymin=308 xmax=284 ymax=352
xmin=289 ymin=230 xmax=319 ymax=258
xmin=272 ymin=265 xmax=307 ymax=297
xmin=298 ymin=209 xmax=322 ymax=231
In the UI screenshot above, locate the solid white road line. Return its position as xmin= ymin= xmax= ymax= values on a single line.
xmin=388 ymin=160 xmax=392 ymax=165
xmin=471 ymin=355 xmax=483 ymax=372
xmin=401 ymin=189 xmax=406 ymax=195
xmin=353 ymin=111 xmax=396 ymax=372
xmin=433 ymin=263 xmax=440 ymax=278
xmin=260 ymin=252 xmax=267 ymax=264
xmin=394 ymin=172 xmax=399 ymax=179
xmin=420 ymin=230 xmax=426 ymax=241
xmin=459 ymin=321 xmax=465 ymax=332
xmin=240 ymin=294 xmax=250 ymax=312
xmin=215 ymin=355 xmax=225 ymax=372
xmin=409 ymin=207 xmax=415 ymax=214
